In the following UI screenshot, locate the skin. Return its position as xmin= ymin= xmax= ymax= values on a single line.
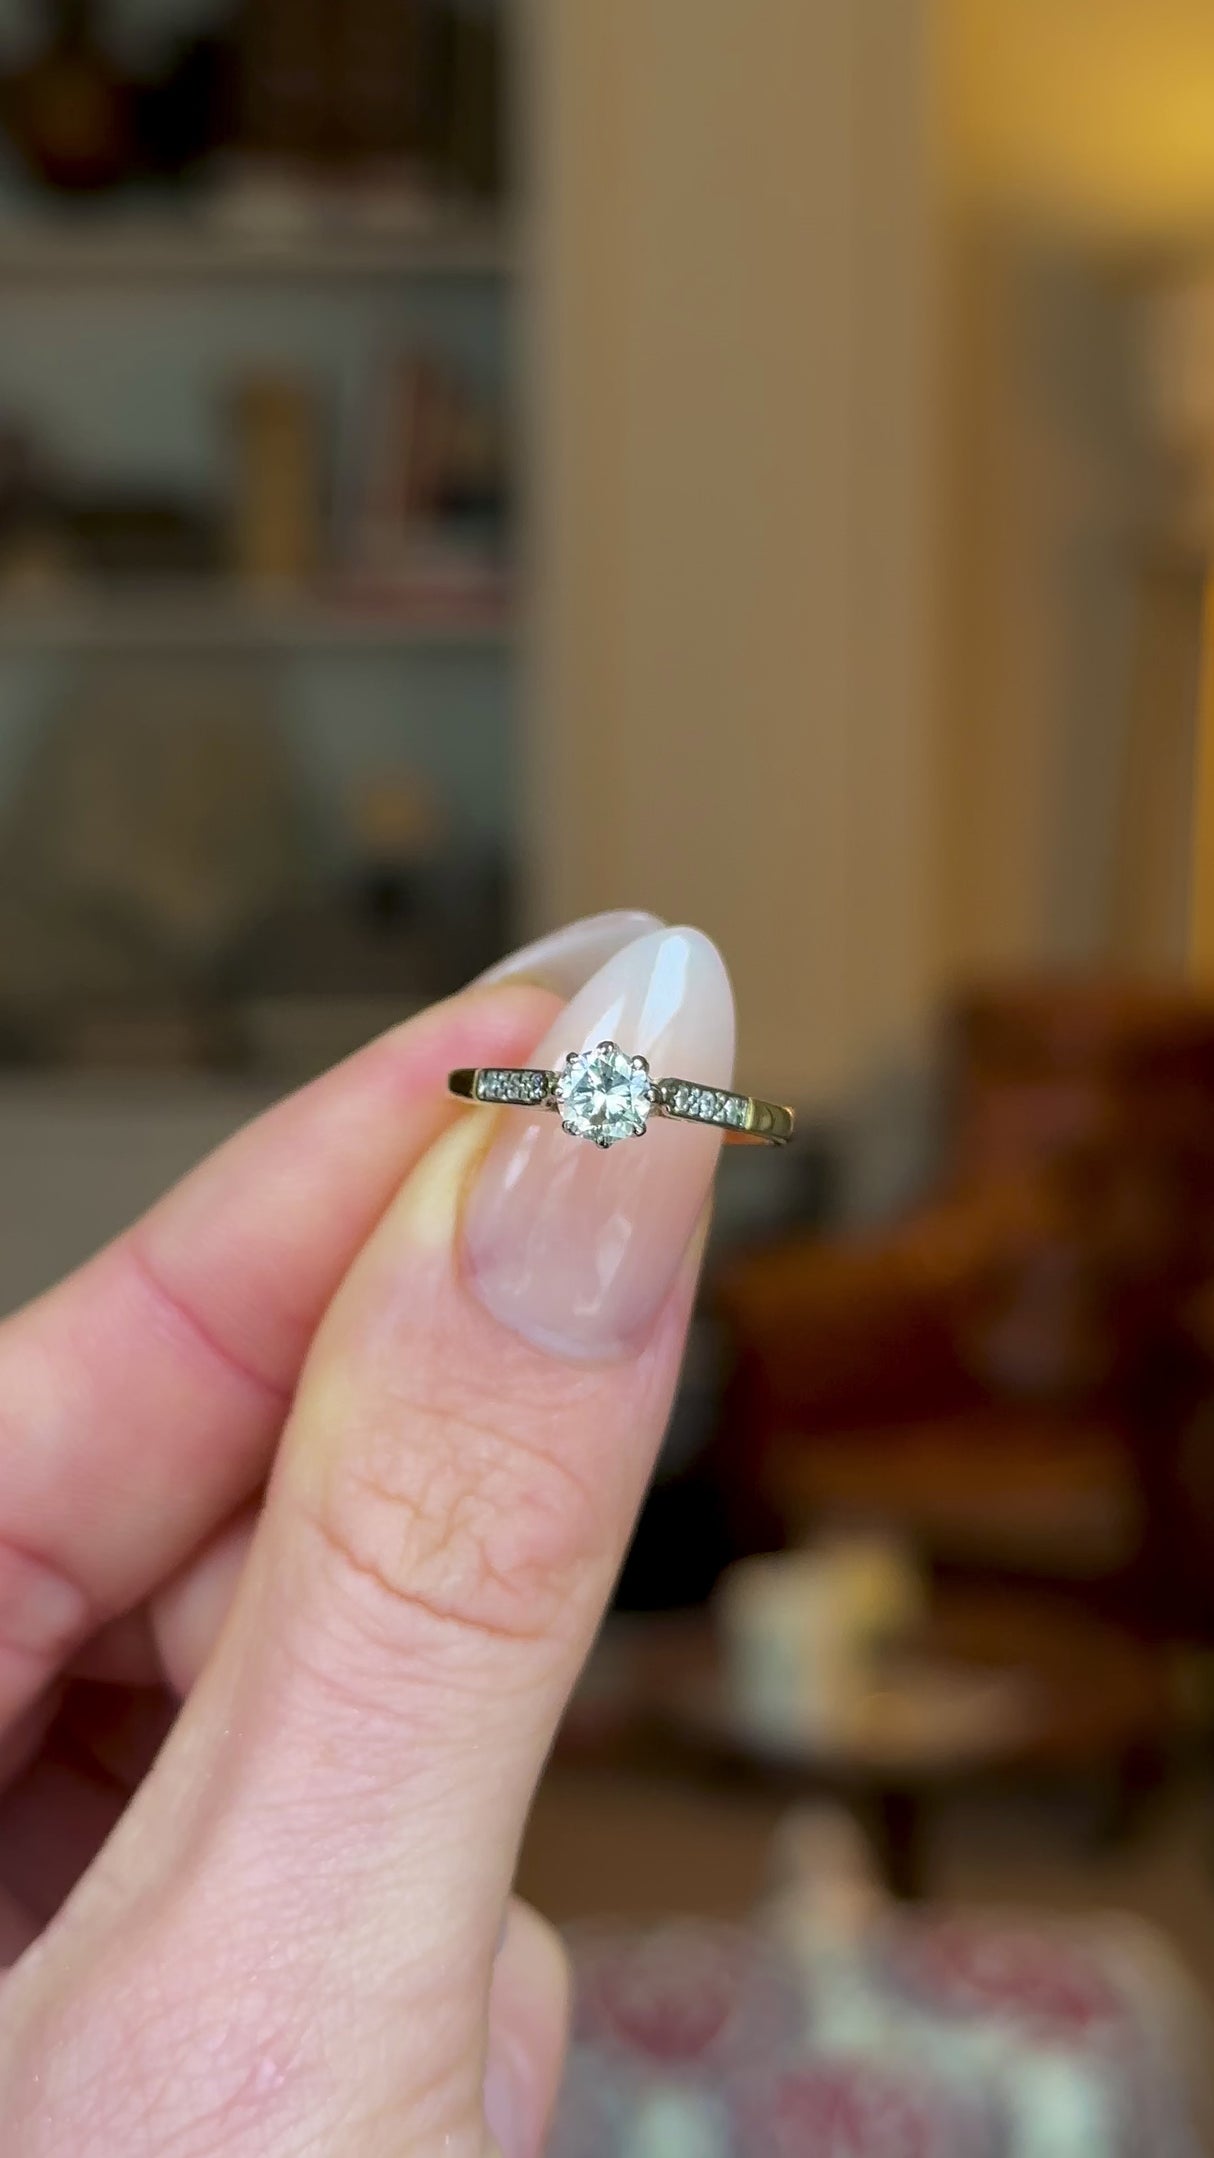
xmin=0 ymin=916 xmax=733 ymax=2157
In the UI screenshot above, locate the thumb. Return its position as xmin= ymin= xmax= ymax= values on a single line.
xmin=4 ymin=928 xmax=733 ymax=2158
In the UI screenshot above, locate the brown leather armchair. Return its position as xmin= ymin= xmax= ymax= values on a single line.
xmin=714 ymin=982 xmax=1214 ymax=1632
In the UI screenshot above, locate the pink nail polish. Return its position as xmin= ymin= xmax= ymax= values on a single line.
xmin=474 ymin=910 xmax=663 ymax=997
xmin=483 ymin=2050 xmax=533 ymax=2158
xmin=463 ymin=927 xmax=735 ymax=1360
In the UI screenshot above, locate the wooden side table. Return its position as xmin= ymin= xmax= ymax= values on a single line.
xmin=621 ymin=1590 xmax=1174 ymax=1899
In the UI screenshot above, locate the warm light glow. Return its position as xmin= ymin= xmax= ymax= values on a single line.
xmin=943 ymin=0 xmax=1214 ymax=241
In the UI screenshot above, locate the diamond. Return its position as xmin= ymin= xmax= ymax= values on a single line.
xmin=724 ymin=1095 xmax=747 ymax=1127
xmin=555 ymin=1041 xmax=653 ymax=1147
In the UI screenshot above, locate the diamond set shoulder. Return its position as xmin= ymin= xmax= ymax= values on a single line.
xmin=473 ymin=1068 xmax=551 ymax=1107
xmin=659 ymin=1080 xmax=749 ymax=1129
xmin=449 ymin=1041 xmax=794 ymax=1150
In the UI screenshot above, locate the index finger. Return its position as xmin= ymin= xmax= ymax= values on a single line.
xmin=0 ymin=914 xmax=658 ymax=1733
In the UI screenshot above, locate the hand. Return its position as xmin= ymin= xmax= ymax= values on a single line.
xmin=0 ymin=913 xmax=736 ymax=2157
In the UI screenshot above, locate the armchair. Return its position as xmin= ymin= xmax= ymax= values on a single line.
xmin=714 ymin=982 xmax=1214 ymax=1632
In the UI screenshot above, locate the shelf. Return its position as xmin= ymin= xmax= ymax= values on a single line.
xmin=0 ymin=591 xmax=513 ymax=653
xmin=0 ymin=213 xmax=513 ymax=285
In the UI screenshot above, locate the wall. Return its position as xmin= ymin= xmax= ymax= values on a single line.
xmin=938 ymin=0 xmax=1213 ymax=982
xmin=937 ymin=229 xmax=1159 ymax=977
xmin=527 ymin=0 xmax=940 ymax=1107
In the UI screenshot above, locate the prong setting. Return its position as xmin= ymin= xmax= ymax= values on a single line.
xmin=552 ymin=1040 xmax=655 ymax=1147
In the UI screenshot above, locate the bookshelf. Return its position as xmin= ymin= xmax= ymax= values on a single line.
xmin=0 ymin=0 xmax=523 ymax=1063
xmin=0 ymin=201 xmax=514 ymax=617
xmin=0 ymin=589 xmax=513 ymax=652
xmin=0 ymin=204 xmax=516 ymax=672
xmin=0 ymin=214 xmax=513 ymax=285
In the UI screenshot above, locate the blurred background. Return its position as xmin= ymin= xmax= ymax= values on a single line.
xmin=12 ymin=0 xmax=1214 ymax=2147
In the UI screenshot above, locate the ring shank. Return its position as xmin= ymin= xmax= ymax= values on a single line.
xmin=730 ymin=1098 xmax=796 ymax=1146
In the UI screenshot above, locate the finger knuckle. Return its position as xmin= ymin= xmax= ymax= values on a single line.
xmin=301 ymin=1359 xmax=604 ymax=1666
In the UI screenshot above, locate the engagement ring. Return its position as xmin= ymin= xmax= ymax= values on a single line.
xmin=448 ymin=1040 xmax=794 ymax=1149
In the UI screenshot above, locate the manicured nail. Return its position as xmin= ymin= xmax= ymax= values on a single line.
xmin=464 ymin=926 xmax=735 ymax=1359
xmin=483 ymin=2048 xmax=535 ymax=2158
xmin=475 ymin=910 xmax=663 ymax=998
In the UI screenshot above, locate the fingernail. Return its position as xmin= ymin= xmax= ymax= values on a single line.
xmin=464 ymin=926 xmax=735 ymax=1359
xmin=475 ymin=910 xmax=663 ymax=997
xmin=483 ymin=2048 xmax=535 ymax=2158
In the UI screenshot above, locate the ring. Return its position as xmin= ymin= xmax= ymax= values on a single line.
xmin=448 ymin=1039 xmax=795 ymax=1149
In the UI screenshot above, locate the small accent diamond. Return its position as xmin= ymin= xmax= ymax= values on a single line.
xmin=478 ymin=1068 xmax=547 ymax=1106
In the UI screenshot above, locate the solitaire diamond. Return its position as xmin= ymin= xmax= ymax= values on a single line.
xmin=555 ymin=1041 xmax=653 ymax=1147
